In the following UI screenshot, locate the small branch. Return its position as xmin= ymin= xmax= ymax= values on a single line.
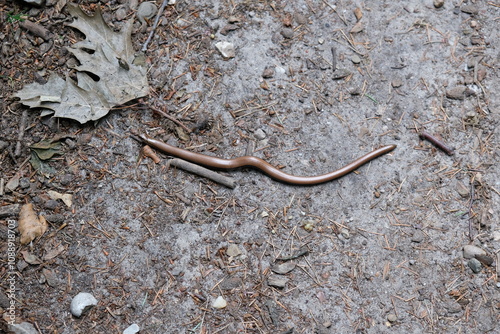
xmin=15 ymin=110 xmax=28 ymax=157
xmin=141 ymin=0 xmax=169 ymax=52
xmin=149 ymin=105 xmax=192 ymax=133
xmin=169 ymin=158 xmax=236 ymax=189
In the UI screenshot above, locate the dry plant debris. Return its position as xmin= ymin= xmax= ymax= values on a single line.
xmin=18 ymin=203 xmax=48 ymax=245
xmin=13 ymin=4 xmax=149 ymax=123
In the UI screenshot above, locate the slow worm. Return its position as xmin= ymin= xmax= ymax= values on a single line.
xmin=138 ymin=133 xmax=396 ymax=185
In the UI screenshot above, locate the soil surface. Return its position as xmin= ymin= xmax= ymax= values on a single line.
xmin=1 ymin=0 xmax=499 ymax=333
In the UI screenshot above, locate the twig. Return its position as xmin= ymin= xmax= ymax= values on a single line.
xmin=169 ymin=158 xmax=236 ymax=189
xmin=419 ymin=131 xmax=454 ymax=156
xmin=468 ymin=182 xmax=475 ymax=241
xmin=149 ymin=105 xmax=192 ymax=133
xmin=15 ymin=110 xmax=28 ymax=157
xmin=141 ymin=0 xmax=169 ymax=52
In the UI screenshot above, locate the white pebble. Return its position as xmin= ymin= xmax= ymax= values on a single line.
xmin=70 ymin=292 xmax=98 ymax=317
xmin=123 ymin=323 xmax=140 ymax=334
xmin=212 ymin=296 xmax=227 ymax=309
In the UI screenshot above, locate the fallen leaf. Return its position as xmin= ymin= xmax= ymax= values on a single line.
xmin=43 ymin=245 xmax=66 ymax=261
xmin=20 ymin=250 xmax=43 ymax=265
xmin=48 ymin=190 xmax=73 ymax=207
xmin=13 ymin=4 xmax=149 ymax=123
xmin=30 ymin=139 xmax=62 ymax=160
xmin=19 ymin=203 xmax=48 ymax=244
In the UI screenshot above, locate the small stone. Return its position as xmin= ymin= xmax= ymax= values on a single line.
xmin=23 ymin=0 xmax=44 ymax=6
xmin=281 ymin=28 xmax=294 ymax=39
xmin=463 ymin=245 xmax=486 ymax=259
xmin=446 ymin=86 xmax=475 ymax=100
xmin=215 ymin=41 xmax=235 ymax=59
xmin=220 ymin=24 xmax=239 ymax=35
xmin=456 ymin=182 xmax=470 ymax=198
xmin=350 ymin=21 xmax=363 ymax=33
xmin=8 ymin=322 xmax=38 ymax=334
xmin=492 ymin=231 xmax=500 ymax=241
xmin=351 ymin=55 xmax=361 ymax=64
xmin=468 ymin=258 xmax=482 ymax=273
xmin=254 ymin=128 xmax=267 ymax=140
xmin=0 ymin=140 xmax=8 ymax=150
xmin=271 ymin=262 xmax=296 ymax=274
xmin=411 ymin=230 xmax=425 ymax=243
xmin=295 ymin=13 xmax=308 ymax=25
xmin=212 ymin=296 xmax=227 ymax=309
xmin=475 ymin=254 xmax=494 ymax=266
xmin=461 ymin=5 xmax=478 ymax=15
xmin=44 ymin=199 xmax=59 ymax=210
xmin=42 ymin=268 xmax=58 ymax=287
xmin=70 ymin=292 xmax=98 ymax=317
xmin=268 ymin=276 xmax=288 ymax=288
xmin=323 ymin=321 xmax=332 ymax=328
xmin=340 ymin=228 xmax=350 ymax=239
xmin=387 ymin=314 xmax=398 ymax=323
xmin=226 ymin=244 xmax=242 ymax=257
xmin=262 ymin=67 xmax=275 ymax=78
xmin=228 ymin=16 xmax=241 ymax=23
xmin=331 ymin=69 xmax=351 ymax=80
xmin=0 ymin=290 xmax=10 ymax=308
xmin=433 ymin=0 xmax=444 ymax=8
xmin=391 ymin=79 xmax=404 ymax=88
xmin=115 ymin=7 xmax=128 ymax=21
xmin=123 ymin=323 xmax=140 ymax=334
xmin=137 ymin=2 xmax=157 ymax=23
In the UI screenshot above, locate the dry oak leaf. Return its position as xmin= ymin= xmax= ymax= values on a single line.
xmin=13 ymin=4 xmax=149 ymax=123
xmin=19 ymin=203 xmax=48 ymax=244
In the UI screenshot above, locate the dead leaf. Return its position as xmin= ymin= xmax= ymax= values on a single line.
xmin=48 ymin=190 xmax=73 ymax=207
xmin=19 ymin=203 xmax=48 ymax=244
xmin=13 ymin=4 xmax=149 ymax=123
xmin=21 ymin=250 xmax=43 ymax=265
xmin=30 ymin=139 xmax=62 ymax=160
xmin=43 ymin=245 xmax=66 ymax=261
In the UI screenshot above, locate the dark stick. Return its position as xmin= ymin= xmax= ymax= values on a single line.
xmin=419 ymin=132 xmax=454 ymax=156
xmin=141 ymin=0 xmax=169 ymax=52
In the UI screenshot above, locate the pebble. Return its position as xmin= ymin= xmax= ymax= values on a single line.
xmin=492 ymin=231 xmax=500 ymax=241
xmin=387 ymin=314 xmax=398 ymax=323
xmin=262 ymin=67 xmax=275 ymax=79
xmin=351 ymin=55 xmax=361 ymax=64
xmin=463 ymin=245 xmax=486 ymax=259
xmin=456 ymin=182 xmax=470 ymax=198
xmin=271 ymin=262 xmax=296 ymax=274
xmin=70 ymin=292 xmax=98 ymax=317
xmin=254 ymin=128 xmax=267 ymax=140
xmin=0 ymin=140 xmax=8 ymax=150
xmin=23 ymin=0 xmax=44 ymax=6
xmin=226 ymin=244 xmax=242 ymax=257
xmin=215 ymin=41 xmax=235 ymax=59
xmin=461 ymin=5 xmax=479 ymax=15
xmin=445 ymin=86 xmax=475 ymax=100
xmin=212 ymin=296 xmax=227 ymax=309
xmin=294 ymin=13 xmax=308 ymax=25
xmin=8 ymin=322 xmax=38 ymax=334
xmin=433 ymin=0 xmax=445 ymax=8
xmin=475 ymin=254 xmax=494 ymax=266
xmin=280 ymin=28 xmax=294 ymax=39
xmin=115 ymin=7 xmax=128 ymax=21
xmin=411 ymin=230 xmax=425 ymax=243
xmin=268 ymin=275 xmax=288 ymax=289
xmin=468 ymin=258 xmax=482 ymax=273
xmin=123 ymin=323 xmax=140 ymax=334
xmin=391 ymin=79 xmax=404 ymax=88
xmin=331 ymin=69 xmax=351 ymax=80
xmin=137 ymin=2 xmax=157 ymax=24
xmin=0 ymin=289 xmax=9 ymax=308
